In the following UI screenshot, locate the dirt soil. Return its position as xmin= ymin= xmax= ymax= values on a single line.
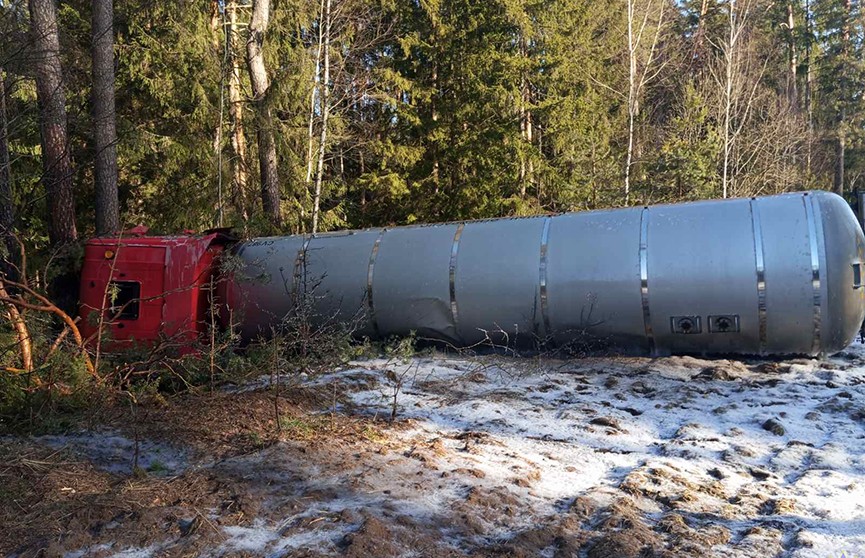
xmin=2 ymin=348 xmax=865 ymax=557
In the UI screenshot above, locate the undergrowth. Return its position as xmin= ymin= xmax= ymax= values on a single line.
xmin=0 ymin=297 xmax=413 ymax=434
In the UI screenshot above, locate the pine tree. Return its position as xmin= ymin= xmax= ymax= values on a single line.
xmin=29 ymin=0 xmax=77 ymax=244
xmin=92 ymin=0 xmax=120 ymax=235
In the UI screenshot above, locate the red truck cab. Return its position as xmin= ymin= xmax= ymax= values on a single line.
xmin=79 ymin=226 xmax=231 ymax=351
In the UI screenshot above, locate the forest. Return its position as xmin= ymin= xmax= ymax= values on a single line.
xmin=0 ymin=0 xmax=863 ymax=249
xmin=3 ymin=2 xmax=865 ymax=555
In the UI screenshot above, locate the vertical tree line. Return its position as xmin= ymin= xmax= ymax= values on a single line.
xmin=91 ymin=0 xmax=120 ymax=235
xmin=0 ymin=0 xmax=862 ymax=246
xmin=28 ymin=0 xmax=77 ymax=245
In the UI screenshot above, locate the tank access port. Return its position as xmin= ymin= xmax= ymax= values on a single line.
xmin=670 ymin=315 xmax=740 ymax=334
xmin=671 ymin=316 xmax=701 ymax=334
xmin=708 ymin=314 xmax=740 ymax=333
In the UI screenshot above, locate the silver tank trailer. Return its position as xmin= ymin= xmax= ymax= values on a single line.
xmin=223 ymin=191 xmax=865 ymax=356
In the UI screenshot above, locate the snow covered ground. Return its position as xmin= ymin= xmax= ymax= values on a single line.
xmin=13 ymin=344 xmax=865 ymax=557
xmin=307 ymin=346 xmax=865 ymax=557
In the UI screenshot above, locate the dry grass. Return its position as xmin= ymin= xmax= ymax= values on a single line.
xmin=0 ymin=381 xmax=395 ymax=557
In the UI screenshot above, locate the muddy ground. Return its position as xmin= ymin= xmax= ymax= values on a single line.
xmin=2 ymin=348 xmax=865 ymax=558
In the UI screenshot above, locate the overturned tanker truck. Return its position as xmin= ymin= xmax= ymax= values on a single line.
xmin=79 ymin=191 xmax=865 ymax=357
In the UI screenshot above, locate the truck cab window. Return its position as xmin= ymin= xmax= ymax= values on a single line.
xmin=109 ymin=281 xmax=141 ymax=320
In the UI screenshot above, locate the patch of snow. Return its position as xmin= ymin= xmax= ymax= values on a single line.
xmin=62 ymin=543 xmax=112 ymax=558
xmin=305 ymin=349 xmax=865 ymax=554
xmin=37 ymin=430 xmax=188 ymax=476
xmin=220 ymin=521 xmax=281 ymax=553
xmin=107 ymin=544 xmax=161 ymax=558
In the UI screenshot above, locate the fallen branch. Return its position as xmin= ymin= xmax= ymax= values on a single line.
xmin=0 ymin=277 xmax=33 ymax=375
xmin=0 ymin=283 xmax=97 ymax=380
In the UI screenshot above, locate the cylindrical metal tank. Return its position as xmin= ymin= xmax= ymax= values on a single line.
xmin=223 ymin=191 xmax=865 ymax=356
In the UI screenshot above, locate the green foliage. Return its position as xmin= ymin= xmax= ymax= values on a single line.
xmin=0 ymin=340 xmax=102 ymax=433
xmin=383 ymin=331 xmax=417 ymax=362
xmin=112 ymin=1 xmax=224 ymax=230
xmin=3 ymin=0 xmax=864 ymax=239
xmin=649 ymin=82 xmax=722 ymax=202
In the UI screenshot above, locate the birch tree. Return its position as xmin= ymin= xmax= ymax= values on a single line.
xmin=308 ymin=0 xmax=394 ymax=232
xmin=228 ymin=0 xmax=249 ymax=221
xmin=785 ymin=2 xmax=799 ymax=109
xmin=311 ymin=0 xmax=331 ymax=233
xmin=306 ymin=0 xmax=326 ymax=189
xmin=624 ymin=0 xmax=666 ymax=205
xmin=710 ymin=0 xmax=766 ymax=198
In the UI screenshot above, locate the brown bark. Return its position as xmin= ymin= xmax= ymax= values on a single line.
xmin=246 ymin=0 xmax=281 ymax=226
xmin=209 ymin=0 xmax=220 ymax=50
xmin=29 ymin=0 xmax=77 ymax=245
xmin=0 ymin=278 xmax=33 ymax=374
xmin=92 ymin=0 xmax=120 ymax=236
xmin=0 ymin=277 xmax=96 ymax=379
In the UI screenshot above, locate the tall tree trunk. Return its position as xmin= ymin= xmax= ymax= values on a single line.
xmin=92 ymin=0 xmax=120 ymax=236
xmin=805 ymin=0 xmax=813 ymax=176
xmin=306 ymin=0 xmax=325 ymax=188
xmin=301 ymin=0 xmax=326 ymax=230
xmin=431 ymin=57 xmax=440 ymax=194
xmin=228 ymin=0 xmax=249 ymax=221
xmin=29 ymin=0 xmax=77 ymax=245
xmin=246 ymin=0 xmax=281 ymax=226
xmin=623 ymin=0 xmax=664 ymax=205
xmin=691 ymin=0 xmax=710 ymax=63
xmin=625 ymin=0 xmax=636 ymax=205
xmin=835 ymin=128 xmax=845 ymax=196
xmin=833 ymin=0 xmax=850 ymax=196
xmin=209 ymin=0 xmax=220 ymax=50
xmin=0 ymin=68 xmax=16 ymax=280
xmin=311 ymin=0 xmax=331 ymax=234
xmin=359 ymin=150 xmax=366 ymax=211
xmin=786 ymin=2 xmax=798 ymax=110
xmin=0 ymin=69 xmax=13 ymax=244
xmin=213 ymin=0 xmax=225 ymax=225
xmin=518 ymin=34 xmax=533 ymax=199
xmin=721 ymin=1 xmax=737 ymax=199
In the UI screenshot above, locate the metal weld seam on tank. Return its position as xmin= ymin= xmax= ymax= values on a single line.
xmin=539 ymin=216 xmax=553 ymax=339
xmin=639 ymin=207 xmax=655 ymax=354
xmin=749 ymin=197 xmax=768 ymax=354
xmin=803 ymin=193 xmax=822 ymax=354
xmin=366 ymin=229 xmax=386 ymax=337
xmin=449 ymin=223 xmax=465 ymax=337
